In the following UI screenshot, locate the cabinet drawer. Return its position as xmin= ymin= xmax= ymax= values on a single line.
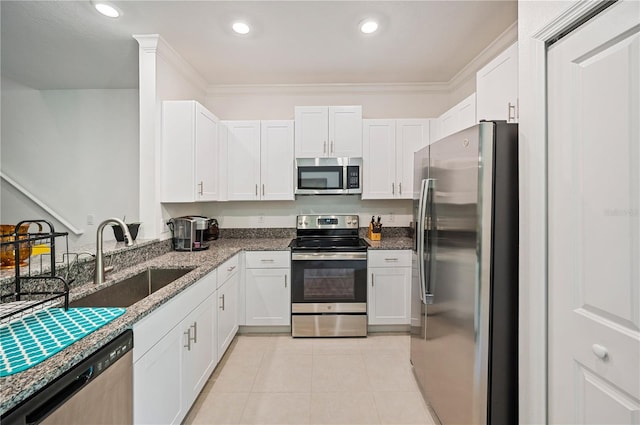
xmin=245 ymin=251 xmax=290 ymax=269
xmin=367 ymin=250 xmax=412 ymax=268
xmin=217 ymin=254 xmax=240 ymax=288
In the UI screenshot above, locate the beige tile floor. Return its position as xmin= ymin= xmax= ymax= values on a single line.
xmin=184 ymin=334 xmax=436 ymax=425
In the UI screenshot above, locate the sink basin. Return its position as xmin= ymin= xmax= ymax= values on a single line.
xmin=70 ymin=268 xmax=193 ymax=308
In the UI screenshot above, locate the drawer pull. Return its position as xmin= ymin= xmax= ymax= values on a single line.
xmin=184 ymin=329 xmax=192 ymax=351
xmin=191 ymin=322 xmax=197 ymax=344
xmin=385 ymin=258 xmax=399 ymax=262
xmin=227 ymin=265 xmax=236 ymax=272
xmin=261 ymin=259 xmax=275 ymax=262
xmin=371 ymin=273 xmax=374 ymax=287
xmin=592 ymin=344 xmax=608 ymax=360
xmin=284 ymin=275 xmax=287 ymax=288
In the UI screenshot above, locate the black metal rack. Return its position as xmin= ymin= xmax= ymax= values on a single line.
xmin=0 ymin=220 xmax=72 ymax=323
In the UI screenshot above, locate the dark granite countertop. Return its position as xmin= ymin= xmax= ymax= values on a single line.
xmin=364 ymin=236 xmax=413 ymax=250
xmin=0 ymin=237 xmax=292 ymax=416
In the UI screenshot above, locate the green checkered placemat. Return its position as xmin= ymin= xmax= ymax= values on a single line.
xmin=0 ymin=307 xmax=126 ymax=377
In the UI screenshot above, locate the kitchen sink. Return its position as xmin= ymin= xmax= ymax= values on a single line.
xmin=70 ymin=268 xmax=193 ymax=308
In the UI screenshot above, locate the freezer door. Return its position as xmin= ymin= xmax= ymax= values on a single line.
xmin=418 ymin=124 xmax=483 ymax=425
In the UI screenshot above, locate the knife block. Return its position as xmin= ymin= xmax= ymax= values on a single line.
xmin=368 ymin=223 xmax=381 ymax=241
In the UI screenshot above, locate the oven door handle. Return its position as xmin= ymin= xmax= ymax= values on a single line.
xmin=292 ymin=252 xmax=367 ymax=261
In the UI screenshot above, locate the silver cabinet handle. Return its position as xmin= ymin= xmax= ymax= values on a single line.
xmin=371 ymin=273 xmax=374 ymax=287
xmin=330 ymin=141 xmax=334 ymax=154
xmin=227 ymin=265 xmax=236 ymax=272
xmin=262 ymin=184 xmax=265 ymax=196
xmin=385 ymin=258 xmax=399 ymax=262
xmin=399 ymin=182 xmax=402 ymax=195
xmin=261 ymin=259 xmax=275 ymax=262
xmin=508 ymin=102 xmax=516 ymax=122
xmin=184 ymin=329 xmax=192 ymax=351
xmin=284 ymin=275 xmax=287 ymax=288
xmin=392 ymin=182 xmax=395 ymax=194
xmin=255 ymin=184 xmax=258 ymax=196
xmin=324 ymin=141 xmax=327 ymax=153
xmin=592 ymin=344 xmax=608 ymax=360
xmin=198 ymin=181 xmax=204 ymax=195
xmin=220 ymin=294 xmax=225 ymax=311
xmin=191 ymin=322 xmax=197 ymax=344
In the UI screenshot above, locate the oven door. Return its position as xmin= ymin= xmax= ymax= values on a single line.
xmin=291 ymin=252 xmax=367 ymax=313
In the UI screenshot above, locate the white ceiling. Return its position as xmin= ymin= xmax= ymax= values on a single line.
xmin=1 ymin=1 xmax=517 ymax=90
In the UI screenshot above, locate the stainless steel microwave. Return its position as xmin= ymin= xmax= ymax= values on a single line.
xmin=295 ymin=157 xmax=362 ymax=195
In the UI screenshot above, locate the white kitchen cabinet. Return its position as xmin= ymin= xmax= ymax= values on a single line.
xmin=224 ymin=120 xmax=294 ymax=201
xmin=217 ymin=257 xmax=239 ymax=358
xmin=133 ymin=324 xmax=183 ymax=425
xmin=261 ymin=121 xmax=295 ymax=200
xmin=245 ymin=251 xmax=291 ymax=326
xmin=294 ymin=106 xmax=362 ymax=158
xmin=367 ymin=250 xmax=412 ymax=325
xmin=133 ymin=269 xmax=217 ymax=425
xmin=437 ymin=93 xmax=477 ymax=140
xmin=362 ymin=119 xmax=430 ymax=200
xmin=224 ymin=120 xmax=261 ymax=200
xmin=161 ymin=100 xmax=220 ymax=202
xmin=181 ymin=293 xmax=216 ymax=409
xmin=476 ymin=42 xmax=518 ymax=123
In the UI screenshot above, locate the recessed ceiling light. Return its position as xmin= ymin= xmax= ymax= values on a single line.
xmin=93 ymin=2 xmax=121 ymax=18
xmin=360 ymin=20 xmax=379 ymax=34
xmin=232 ymin=22 xmax=251 ymax=35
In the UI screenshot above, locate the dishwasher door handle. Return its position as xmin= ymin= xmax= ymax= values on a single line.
xmin=25 ymin=368 xmax=93 ymax=425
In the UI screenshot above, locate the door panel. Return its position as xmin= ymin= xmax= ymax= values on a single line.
xmin=547 ymin=1 xmax=640 ymax=423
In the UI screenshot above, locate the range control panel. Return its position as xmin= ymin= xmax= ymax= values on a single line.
xmin=296 ymin=215 xmax=360 ymax=230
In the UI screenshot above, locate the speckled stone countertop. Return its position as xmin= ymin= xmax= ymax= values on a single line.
xmin=0 ymin=237 xmax=291 ymax=416
xmin=364 ymin=237 xmax=413 ymax=250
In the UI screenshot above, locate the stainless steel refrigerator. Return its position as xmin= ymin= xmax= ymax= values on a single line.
xmin=410 ymin=121 xmax=518 ymax=425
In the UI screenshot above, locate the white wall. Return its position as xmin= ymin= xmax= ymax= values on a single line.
xmin=206 ymin=85 xmax=448 ymax=120
xmin=164 ymin=197 xmax=412 ymax=229
xmin=0 ymin=77 xmax=139 ymax=248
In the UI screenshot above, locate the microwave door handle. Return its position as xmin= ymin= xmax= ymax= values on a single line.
xmin=417 ymin=179 xmax=428 ymax=303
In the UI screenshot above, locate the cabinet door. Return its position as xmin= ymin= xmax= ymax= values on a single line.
xmin=134 ymin=325 xmax=183 ymax=425
xmin=261 ymin=120 xmax=294 ymax=200
xmin=217 ymin=272 xmax=239 ymax=358
xmin=181 ymin=295 xmax=216 ymax=410
xmin=329 ymin=106 xmax=362 ymax=157
xmin=245 ymin=268 xmax=291 ymax=326
xmin=225 ymin=121 xmax=261 ymax=200
xmin=295 ymin=106 xmax=328 ymax=157
xmin=368 ymin=267 xmax=411 ymax=325
xmin=439 ymin=108 xmax=458 ymax=140
xmin=161 ymin=101 xmax=197 ymax=203
xmin=476 ymin=42 xmax=518 ymax=123
xmin=362 ymin=119 xmax=396 ymax=199
xmin=395 ymin=119 xmax=430 ymax=199
xmin=457 ymin=93 xmax=477 ymax=131
xmin=195 ymin=105 xmax=219 ymax=201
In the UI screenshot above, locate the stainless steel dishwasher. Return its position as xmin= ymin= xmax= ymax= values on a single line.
xmin=2 ymin=329 xmax=133 ymax=425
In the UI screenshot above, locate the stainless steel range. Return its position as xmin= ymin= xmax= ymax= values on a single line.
xmin=289 ymin=215 xmax=368 ymax=337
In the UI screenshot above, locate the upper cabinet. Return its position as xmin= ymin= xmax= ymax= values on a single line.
xmin=476 ymin=42 xmax=518 ymax=123
xmin=161 ymin=101 xmax=220 ymax=202
xmin=362 ymin=119 xmax=430 ymax=200
xmin=436 ymin=93 xmax=477 ymax=141
xmin=294 ymin=106 xmax=362 ymax=158
xmin=223 ymin=120 xmax=294 ymax=201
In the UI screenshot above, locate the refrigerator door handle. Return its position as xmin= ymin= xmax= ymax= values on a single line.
xmin=424 ymin=178 xmax=436 ymax=305
xmin=418 ymin=178 xmax=436 ymax=304
xmin=417 ymin=179 xmax=427 ymax=303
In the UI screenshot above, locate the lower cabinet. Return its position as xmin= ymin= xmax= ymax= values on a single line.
xmin=217 ymin=257 xmax=239 ymax=359
xmin=367 ymin=250 xmax=412 ymax=325
xmin=133 ymin=270 xmax=217 ymax=425
xmin=245 ymin=251 xmax=291 ymax=326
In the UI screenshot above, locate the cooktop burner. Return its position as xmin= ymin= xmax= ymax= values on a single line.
xmin=290 ymin=214 xmax=368 ymax=252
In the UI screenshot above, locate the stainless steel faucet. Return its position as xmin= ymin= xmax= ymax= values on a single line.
xmin=95 ymin=218 xmax=133 ymax=285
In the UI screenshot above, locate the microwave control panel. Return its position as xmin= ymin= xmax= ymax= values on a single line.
xmin=346 ymin=166 xmax=360 ymax=189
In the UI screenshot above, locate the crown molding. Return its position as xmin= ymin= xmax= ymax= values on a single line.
xmin=206 ymin=82 xmax=450 ymax=96
xmin=447 ymin=21 xmax=518 ymax=92
xmin=133 ymin=33 xmax=208 ymax=93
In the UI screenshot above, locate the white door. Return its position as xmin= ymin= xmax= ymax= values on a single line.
xmin=261 ymin=120 xmax=294 ymax=200
xmin=225 ymin=121 xmax=260 ymax=200
xmin=476 ymin=42 xmax=518 ymax=123
xmin=245 ymin=268 xmax=290 ymax=326
xmin=368 ymin=267 xmax=411 ymax=325
xmin=329 ymin=106 xmax=362 ymax=157
xmin=362 ymin=119 xmax=396 ymax=199
xmin=396 ymin=119 xmax=430 ymax=199
xmin=548 ymin=2 xmax=640 ymax=424
xmin=195 ymin=106 xmax=219 ymax=201
xmin=217 ymin=273 xmax=239 ymax=358
xmin=294 ymin=106 xmax=328 ymax=157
